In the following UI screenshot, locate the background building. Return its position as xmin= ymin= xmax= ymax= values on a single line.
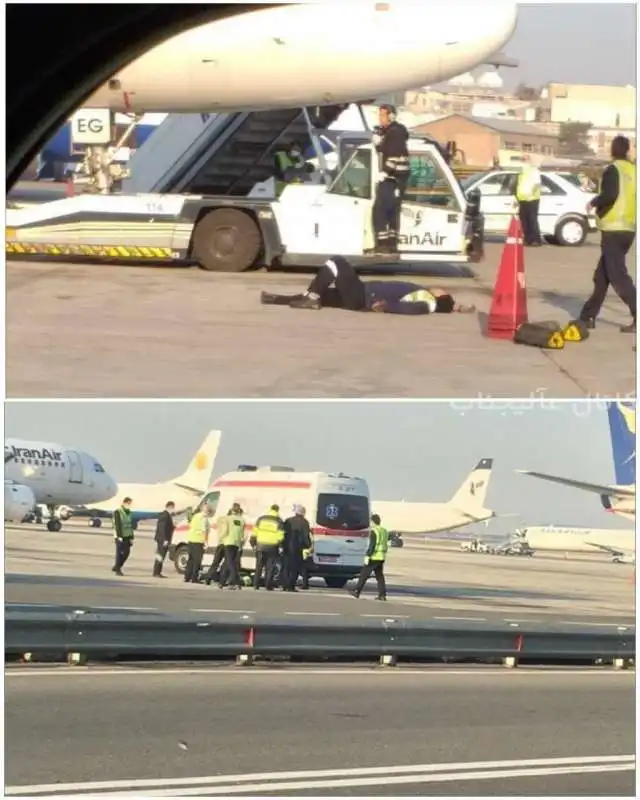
xmin=538 ymin=83 xmax=636 ymax=129
xmin=412 ymin=114 xmax=559 ymax=167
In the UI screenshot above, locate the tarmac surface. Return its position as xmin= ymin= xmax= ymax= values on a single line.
xmin=5 ymin=524 xmax=635 ymax=627
xmin=5 ymin=667 xmax=635 ymax=795
xmin=6 ymin=239 xmax=636 ymax=398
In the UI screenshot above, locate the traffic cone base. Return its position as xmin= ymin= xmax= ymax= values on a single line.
xmin=487 ymin=218 xmax=528 ymax=339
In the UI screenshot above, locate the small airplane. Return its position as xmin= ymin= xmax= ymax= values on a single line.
xmin=373 ymin=458 xmax=496 ymax=535
xmin=4 ymin=438 xmax=117 ymax=530
xmin=516 ymin=401 xmax=636 ymax=521
xmin=69 ymin=430 xmax=221 ymax=528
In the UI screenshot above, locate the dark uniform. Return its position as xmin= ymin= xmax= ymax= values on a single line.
xmin=261 ymin=256 xmax=459 ymax=314
xmin=579 ymin=139 xmax=636 ymax=333
xmin=112 ymin=503 xmax=135 ymax=576
xmin=371 ymin=106 xmax=410 ymax=253
xmin=252 ymin=507 xmax=285 ymax=590
xmin=350 ymin=516 xmax=389 ymax=601
xmin=152 ymin=505 xmax=175 ymax=577
xmin=281 ymin=508 xmax=312 ymax=591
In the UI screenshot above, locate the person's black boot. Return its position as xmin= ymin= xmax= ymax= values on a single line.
xmin=261 ymin=291 xmax=303 ymax=306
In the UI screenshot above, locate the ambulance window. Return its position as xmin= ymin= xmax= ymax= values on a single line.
xmin=404 ymin=153 xmax=459 ymax=210
xmin=317 ymin=494 xmax=370 ymax=531
xmin=329 ymin=149 xmax=372 ymax=199
xmin=198 ymin=490 xmax=220 ymax=515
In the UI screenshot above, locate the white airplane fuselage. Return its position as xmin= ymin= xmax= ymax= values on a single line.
xmin=372 ymin=501 xmax=494 ymax=535
xmin=84 ymin=3 xmax=518 ymax=114
xmin=4 ymin=438 xmax=117 ymax=507
xmin=523 ymin=526 xmax=636 ymax=555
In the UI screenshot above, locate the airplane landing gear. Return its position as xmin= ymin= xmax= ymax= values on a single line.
xmin=46 ymin=506 xmax=62 ymax=532
xmin=89 ymin=517 xmax=103 ymax=528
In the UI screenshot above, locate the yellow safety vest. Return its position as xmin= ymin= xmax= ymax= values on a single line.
xmin=254 ymin=513 xmax=284 ymax=548
xmin=370 ymin=524 xmax=389 ymax=562
xmin=598 ymin=160 xmax=636 ymax=233
xmin=188 ymin=512 xmax=208 ymax=544
xmin=400 ymin=289 xmax=437 ymax=312
xmin=516 ymin=166 xmax=541 ymax=202
xmin=223 ymin=514 xmax=246 ymax=547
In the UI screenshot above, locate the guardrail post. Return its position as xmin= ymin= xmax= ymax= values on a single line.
xmin=379 ymin=654 xmax=397 ymax=667
xmin=613 ymin=657 xmax=630 ymax=670
xmin=236 ymin=625 xmax=255 ymax=666
xmin=503 ymin=634 xmax=524 ymax=668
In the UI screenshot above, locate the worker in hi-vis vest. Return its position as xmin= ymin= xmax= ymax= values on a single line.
xmin=112 ymin=497 xmax=135 ymax=576
xmin=218 ymin=503 xmax=246 ymax=589
xmin=515 ymin=155 xmax=542 ymax=246
xmin=349 ymin=514 xmax=389 ymax=602
xmin=273 ymin=142 xmax=307 ymax=195
xmin=252 ymin=504 xmax=285 ymax=590
xmin=184 ymin=503 xmax=212 ymax=584
xmin=579 ymin=134 xmax=636 ymax=334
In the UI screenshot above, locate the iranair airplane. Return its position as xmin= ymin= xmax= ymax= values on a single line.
xmin=83 ymin=3 xmax=518 ymax=114
xmin=372 ymin=458 xmax=495 ymax=534
xmin=4 ymin=438 xmax=117 ymax=530
xmin=517 ymin=402 xmax=636 ymax=521
xmin=70 ymin=430 xmax=221 ymax=528
xmin=516 ymin=525 xmax=635 ymax=564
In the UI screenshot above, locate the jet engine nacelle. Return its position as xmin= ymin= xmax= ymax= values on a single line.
xmin=4 ymin=482 xmax=36 ymax=522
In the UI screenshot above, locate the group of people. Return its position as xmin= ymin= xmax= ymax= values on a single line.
xmin=182 ymin=502 xmax=314 ymax=591
xmin=266 ymin=109 xmax=636 ymax=334
xmin=111 ymin=496 xmax=392 ymax=602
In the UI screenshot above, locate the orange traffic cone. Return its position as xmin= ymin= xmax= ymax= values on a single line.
xmin=487 ymin=217 xmax=528 ymax=339
xmin=65 ymin=178 xmax=75 ymax=197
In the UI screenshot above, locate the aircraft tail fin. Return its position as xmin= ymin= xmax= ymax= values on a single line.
xmin=170 ymin=430 xmax=221 ymax=493
xmin=449 ymin=458 xmax=494 ymax=512
xmin=607 ymin=402 xmax=635 ymax=486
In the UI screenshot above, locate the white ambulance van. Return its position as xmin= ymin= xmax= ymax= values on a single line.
xmin=168 ymin=466 xmax=371 ymax=589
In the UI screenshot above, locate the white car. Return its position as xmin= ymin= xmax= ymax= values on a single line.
xmin=461 ymin=169 xmax=597 ymax=246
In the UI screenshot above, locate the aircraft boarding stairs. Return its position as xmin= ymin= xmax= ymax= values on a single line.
xmin=123 ymin=105 xmax=349 ymax=197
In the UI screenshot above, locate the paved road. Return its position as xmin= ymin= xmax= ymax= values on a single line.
xmin=5 ymin=667 xmax=635 ymax=795
xmin=6 ymin=241 xmax=636 ymax=398
xmin=5 ymin=525 xmax=635 ymax=626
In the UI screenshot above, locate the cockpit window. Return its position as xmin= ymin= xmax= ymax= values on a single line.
xmin=93 ymin=463 xmax=106 ymax=473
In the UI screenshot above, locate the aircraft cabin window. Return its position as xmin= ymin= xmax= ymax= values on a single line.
xmin=329 ymin=149 xmax=372 ymax=199
xmin=404 ymin=153 xmax=459 ymax=210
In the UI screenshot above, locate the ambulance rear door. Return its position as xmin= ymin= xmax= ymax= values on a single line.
xmin=313 ymin=478 xmax=370 ymax=573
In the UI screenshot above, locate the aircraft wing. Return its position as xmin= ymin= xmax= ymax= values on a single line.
xmin=585 ymin=541 xmax=635 ymax=563
xmin=516 ymin=470 xmax=635 ymax=499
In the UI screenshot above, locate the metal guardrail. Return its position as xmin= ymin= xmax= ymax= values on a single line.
xmin=4 ymin=605 xmax=635 ymax=668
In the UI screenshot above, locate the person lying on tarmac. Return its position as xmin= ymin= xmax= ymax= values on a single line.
xmin=261 ymin=255 xmax=476 ymax=314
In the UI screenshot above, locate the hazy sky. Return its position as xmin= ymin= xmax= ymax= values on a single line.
xmin=4 ymin=401 xmax=632 ymax=532
xmin=502 ymin=3 xmax=636 ymax=88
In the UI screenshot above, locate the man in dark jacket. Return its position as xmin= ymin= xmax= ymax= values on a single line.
xmin=152 ymin=501 xmax=175 ymax=578
xmin=578 ymin=135 xmax=636 ymax=334
xmin=261 ymin=255 xmax=475 ymax=314
xmin=281 ymin=505 xmax=312 ymax=592
xmin=371 ymin=104 xmax=410 ymax=253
